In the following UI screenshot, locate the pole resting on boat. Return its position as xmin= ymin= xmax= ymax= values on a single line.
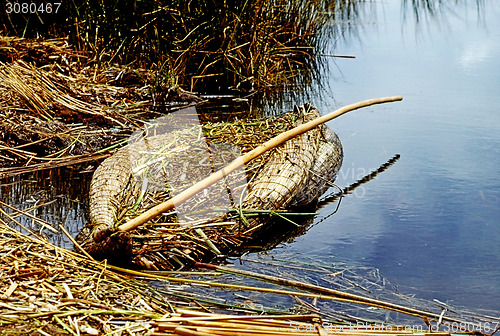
xmin=117 ymin=96 xmax=403 ymax=233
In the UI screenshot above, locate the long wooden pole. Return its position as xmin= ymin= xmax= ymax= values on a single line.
xmin=118 ymin=96 xmax=402 ymax=232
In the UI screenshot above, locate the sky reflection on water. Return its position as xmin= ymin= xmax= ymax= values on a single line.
xmin=284 ymin=0 xmax=500 ymax=312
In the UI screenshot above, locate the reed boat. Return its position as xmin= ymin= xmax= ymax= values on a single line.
xmin=76 ymin=104 xmax=343 ymax=269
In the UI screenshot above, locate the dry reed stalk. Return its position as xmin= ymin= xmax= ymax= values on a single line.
xmin=109 ymin=260 xmax=494 ymax=333
xmin=0 ymin=153 xmax=110 ymax=178
xmin=152 ymin=309 xmax=464 ymax=336
xmin=195 ymin=262 xmax=453 ymax=323
xmin=0 ymin=218 xmax=175 ymax=334
xmin=0 ymin=143 xmax=37 ymax=159
xmin=0 ymin=60 xmax=124 ymax=124
xmin=0 ymin=200 xmax=58 ymax=233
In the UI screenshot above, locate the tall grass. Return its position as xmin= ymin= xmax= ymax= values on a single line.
xmin=1 ymin=0 xmax=364 ymax=102
xmin=1 ymin=0 xmax=488 ymax=105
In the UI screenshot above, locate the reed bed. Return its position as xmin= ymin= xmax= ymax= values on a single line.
xmin=0 ymin=36 xmax=205 ymax=173
xmin=1 ymin=0 xmax=363 ymax=109
xmin=1 ymin=212 xmax=496 ymax=335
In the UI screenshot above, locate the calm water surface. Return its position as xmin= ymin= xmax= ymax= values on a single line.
xmin=280 ymin=0 xmax=500 ymax=312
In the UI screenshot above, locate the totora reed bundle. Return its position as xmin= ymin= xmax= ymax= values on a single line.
xmin=76 ymin=104 xmax=342 ymax=269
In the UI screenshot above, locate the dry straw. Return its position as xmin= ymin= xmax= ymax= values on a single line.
xmin=0 ymin=60 xmax=122 ymax=124
xmin=0 ymin=206 xmax=494 ymax=334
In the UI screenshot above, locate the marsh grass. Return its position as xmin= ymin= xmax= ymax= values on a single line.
xmin=64 ymin=0 xmax=353 ymax=99
xmin=1 ymin=0 xmax=488 ymax=108
xmin=1 ymin=0 xmax=366 ymax=106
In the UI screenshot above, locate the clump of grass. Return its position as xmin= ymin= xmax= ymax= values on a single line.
xmin=1 ymin=0 xmax=364 ymax=106
xmin=64 ymin=0 xmax=339 ymax=96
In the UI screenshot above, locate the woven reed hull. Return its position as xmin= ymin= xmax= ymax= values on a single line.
xmin=77 ymin=105 xmax=342 ymax=264
xmin=75 ymin=133 xmax=174 ymax=249
xmin=241 ymin=105 xmax=343 ymax=216
xmin=292 ymin=125 xmax=343 ymax=207
xmin=81 ymin=107 xmax=341 ymax=235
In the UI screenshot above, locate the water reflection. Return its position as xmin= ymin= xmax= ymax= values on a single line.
xmin=290 ymin=0 xmax=500 ymax=313
xmin=401 ymin=0 xmax=486 ymax=23
xmin=0 ymin=168 xmax=91 ymax=247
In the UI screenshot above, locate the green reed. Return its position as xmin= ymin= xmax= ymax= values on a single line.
xmin=0 ymin=0 xmax=365 ymax=100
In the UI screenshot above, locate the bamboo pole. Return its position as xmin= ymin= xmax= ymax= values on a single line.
xmin=118 ymin=96 xmax=402 ymax=232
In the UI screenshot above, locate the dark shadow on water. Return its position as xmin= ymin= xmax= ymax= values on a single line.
xmin=0 ymin=167 xmax=92 ymax=248
xmin=236 ymin=211 xmax=317 ymax=255
xmin=401 ymin=0 xmax=487 ymax=24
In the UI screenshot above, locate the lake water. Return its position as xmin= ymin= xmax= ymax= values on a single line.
xmin=279 ymin=0 xmax=500 ymax=313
